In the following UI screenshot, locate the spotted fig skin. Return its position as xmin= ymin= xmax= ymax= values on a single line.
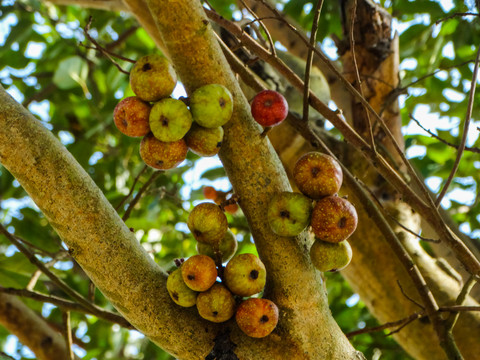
xmin=166 ymin=268 xmax=197 ymax=307
xmin=190 ymin=84 xmax=233 ymax=128
xmin=235 ymin=298 xmax=279 ymax=338
xmin=310 ymin=238 xmax=352 ymax=272
xmin=113 ymin=97 xmax=151 ymax=137
xmin=311 ymin=195 xmax=358 ymax=243
xmin=129 ymin=54 xmax=177 ymax=102
xmin=224 ymin=253 xmax=266 ymax=297
xmin=293 ymin=152 xmax=343 ymax=199
xmin=196 ymin=283 xmax=236 ymax=323
xmin=250 ymin=90 xmax=288 ymax=127
xmin=139 ymin=133 xmax=188 ymax=170
xmin=196 ymin=230 xmax=238 ymax=263
xmin=181 ymin=254 xmax=217 ymax=292
xmin=187 ymin=202 xmax=228 ymax=245
xmin=185 ymin=123 xmax=224 ymax=157
xmin=150 ymin=98 xmax=192 ymax=142
xmin=267 ymin=192 xmax=313 ymax=236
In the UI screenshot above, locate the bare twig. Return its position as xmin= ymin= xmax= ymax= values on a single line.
xmin=435 ymin=46 xmax=480 ymax=207
xmin=115 ymin=165 xmax=148 ymax=211
xmin=302 ymin=0 xmax=324 ymax=123
xmin=62 ymin=311 xmax=74 ymax=360
xmin=346 ymin=312 xmax=423 ymax=338
xmin=122 ymin=170 xmax=162 ymax=221
xmin=435 ymin=12 xmax=480 ymax=24
xmin=445 ymin=276 xmax=477 ymax=332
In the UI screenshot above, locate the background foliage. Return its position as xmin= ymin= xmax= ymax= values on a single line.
xmin=0 ymin=0 xmax=479 ymax=358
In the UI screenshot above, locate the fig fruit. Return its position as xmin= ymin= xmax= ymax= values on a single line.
xmin=310 ymin=238 xmax=352 ymax=272
xmin=190 ymin=84 xmax=233 ymax=128
xmin=166 ymin=268 xmax=197 ymax=307
xmin=187 ymin=202 xmax=228 ymax=245
xmin=235 ymin=298 xmax=279 ymax=338
xmin=139 ymin=133 xmax=188 ymax=170
xmin=224 ymin=253 xmax=266 ymax=297
xmin=267 ymin=192 xmax=313 ymax=236
xmin=196 ymin=283 xmax=236 ymax=323
xmin=185 ymin=123 xmax=224 ymax=157
xmin=150 ymin=98 xmax=192 ymax=142
xmin=250 ymin=90 xmax=288 ymax=127
xmin=113 ymin=96 xmax=151 ymax=137
xmin=196 ymin=229 xmax=238 ymax=263
xmin=181 ymin=255 xmax=217 ymax=292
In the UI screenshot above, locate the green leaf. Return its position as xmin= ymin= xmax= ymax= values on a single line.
xmin=53 ymin=56 xmax=89 ymax=90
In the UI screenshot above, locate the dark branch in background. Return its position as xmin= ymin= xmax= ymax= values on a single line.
xmin=302 ymin=0 xmax=324 ymax=123
xmin=122 ymin=170 xmax=162 ymax=221
xmin=346 ymin=312 xmax=423 ymax=338
xmin=348 ymin=0 xmax=375 ymax=151
xmin=81 ymin=16 xmax=134 ymax=75
xmin=115 ymin=165 xmax=148 ymax=211
xmin=0 ymin=286 xmax=132 ymax=329
xmin=62 ymin=311 xmax=74 ymax=360
xmin=435 ymin=46 xmax=480 ymax=207
xmin=435 ymin=12 xmax=480 ymax=24
xmin=409 ymin=114 xmax=480 ymax=154
xmin=445 ymin=276 xmax=478 ymax=335
xmin=105 ymin=25 xmax=139 ymax=51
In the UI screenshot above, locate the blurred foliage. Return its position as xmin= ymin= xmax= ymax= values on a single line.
xmin=0 ymin=0 xmax=479 ymax=359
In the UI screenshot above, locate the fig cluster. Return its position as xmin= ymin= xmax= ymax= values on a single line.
xmin=113 ymin=54 xmax=234 ymax=170
xmin=267 ymin=152 xmax=357 ymax=272
xmin=167 ymin=202 xmax=279 ymax=338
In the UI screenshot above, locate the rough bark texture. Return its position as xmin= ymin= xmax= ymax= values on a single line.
xmin=0 ymin=293 xmax=70 ymax=360
xmin=145 ymin=0 xmax=360 ymax=358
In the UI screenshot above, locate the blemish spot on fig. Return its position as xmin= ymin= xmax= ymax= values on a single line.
xmin=260 ymin=315 xmax=269 ymax=323
xmin=212 ymin=311 xmax=218 ymax=316
xmin=280 ymin=210 xmax=290 ymax=219
xmin=338 ymin=217 xmax=347 ymax=228
xmin=250 ymin=269 xmax=259 ymax=280
xmin=311 ymin=167 xmax=320 ymax=177
xmin=156 ymin=160 xmax=164 ymax=166
xmin=161 ymin=115 xmax=169 ymax=127
xmin=264 ymin=99 xmax=273 ymax=107
xmin=219 ymin=98 xmax=226 ymax=108
xmin=187 ymin=274 xmax=195 ymax=280
xmin=172 ymin=292 xmax=179 ymax=300
xmin=216 ymin=142 xmax=222 ymax=148
xmin=142 ymin=63 xmax=152 ymax=71
xmin=194 ymin=230 xmax=202 ymax=237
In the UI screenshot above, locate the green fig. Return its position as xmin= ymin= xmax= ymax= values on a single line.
xmin=293 ymin=152 xmax=343 ymax=199
xmin=190 ymin=84 xmax=233 ymax=128
xmin=139 ymin=133 xmax=188 ymax=170
xmin=196 ymin=229 xmax=238 ymax=263
xmin=185 ymin=123 xmax=224 ymax=157
xmin=181 ymin=255 xmax=217 ymax=292
xmin=224 ymin=253 xmax=266 ymax=297
xmin=311 ymin=195 xmax=358 ymax=243
xmin=129 ymin=54 xmax=177 ymax=102
xmin=310 ymin=238 xmax=352 ymax=272
xmin=166 ymin=268 xmax=197 ymax=307
xmin=196 ymin=283 xmax=236 ymax=323
xmin=187 ymin=202 xmax=228 ymax=245
xmin=150 ymin=98 xmax=192 ymax=142
xmin=235 ymin=298 xmax=279 ymax=338
xmin=267 ymin=192 xmax=313 ymax=236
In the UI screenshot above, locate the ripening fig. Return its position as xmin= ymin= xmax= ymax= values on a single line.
xmin=267 ymin=192 xmax=313 ymax=236
xmin=293 ymin=152 xmax=343 ymax=199
xmin=185 ymin=123 xmax=224 ymax=157
xmin=310 ymin=238 xmax=352 ymax=272
xmin=181 ymin=255 xmax=217 ymax=292
xmin=150 ymin=98 xmax=192 ymax=142
xmin=129 ymin=54 xmax=177 ymax=102
xmin=196 ymin=229 xmax=238 ymax=263
xmin=311 ymin=195 xmax=358 ymax=243
xmin=140 ymin=133 xmax=188 ymax=170
xmin=203 ymin=186 xmax=218 ymax=201
xmin=190 ymin=84 xmax=233 ymax=128
xmin=196 ymin=283 xmax=236 ymax=323
xmin=187 ymin=202 xmax=228 ymax=245
xmin=235 ymin=298 xmax=279 ymax=338
xmin=250 ymin=90 xmax=288 ymax=127
xmin=224 ymin=253 xmax=266 ymax=297
xmin=113 ymin=96 xmax=151 ymax=137
xmin=166 ymin=268 xmax=197 ymax=307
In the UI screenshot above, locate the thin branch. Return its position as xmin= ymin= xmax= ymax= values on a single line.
xmin=115 ymin=165 xmax=148 ymax=211
xmin=302 ymin=0 xmax=324 ymax=123
xmin=122 ymin=170 xmax=162 ymax=221
xmin=445 ymin=276 xmax=477 ymax=332
xmin=0 ymin=286 xmax=133 ymax=329
xmin=397 ymin=280 xmax=425 ymax=310
xmin=348 ymin=0 xmax=375 ymax=151
xmin=435 ymin=12 xmax=480 ymax=24
xmin=410 ymin=114 xmax=480 ymax=154
xmin=62 ymin=311 xmax=74 ymax=360
xmin=435 ymin=45 xmax=480 ymax=207
xmin=346 ymin=312 xmax=423 ymax=338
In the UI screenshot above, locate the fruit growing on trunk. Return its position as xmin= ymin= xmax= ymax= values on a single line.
xmin=129 ymin=54 xmax=177 ymax=102
xmin=293 ymin=152 xmax=343 ymax=199
xmin=267 ymin=192 xmax=313 ymax=236
xmin=203 ymin=186 xmax=218 ymax=201
xmin=139 ymin=133 xmax=188 ymax=170
xmin=196 ymin=229 xmax=238 ymax=263
xmin=113 ymin=97 xmax=151 ymax=137
xmin=181 ymin=255 xmax=217 ymax=292
xmin=250 ymin=90 xmax=288 ymax=127
xmin=187 ymin=202 xmax=228 ymax=245
xmin=235 ymin=298 xmax=279 ymax=338
xmin=224 ymin=253 xmax=266 ymax=297
xmin=311 ymin=195 xmax=358 ymax=243
xmin=196 ymin=283 xmax=236 ymax=323
xmin=149 ymin=98 xmax=192 ymax=142
xmin=166 ymin=268 xmax=198 ymax=307
xmin=190 ymin=84 xmax=233 ymax=128
xmin=310 ymin=238 xmax=352 ymax=272
xmin=184 ymin=123 xmax=224 ymax=157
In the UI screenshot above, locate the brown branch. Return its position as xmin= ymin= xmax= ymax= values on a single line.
xmin=346 ymin=312 xmax=423 ymax=338
xmin=435 ymin=12 xmax=480 ymax=24
xmin=62 ymin=311 xmax=74 ymax=360
xmin=435 ymin=46 xmax=480 ymax=207
xmin=122 ymin=170 xmax=162 ymax=221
